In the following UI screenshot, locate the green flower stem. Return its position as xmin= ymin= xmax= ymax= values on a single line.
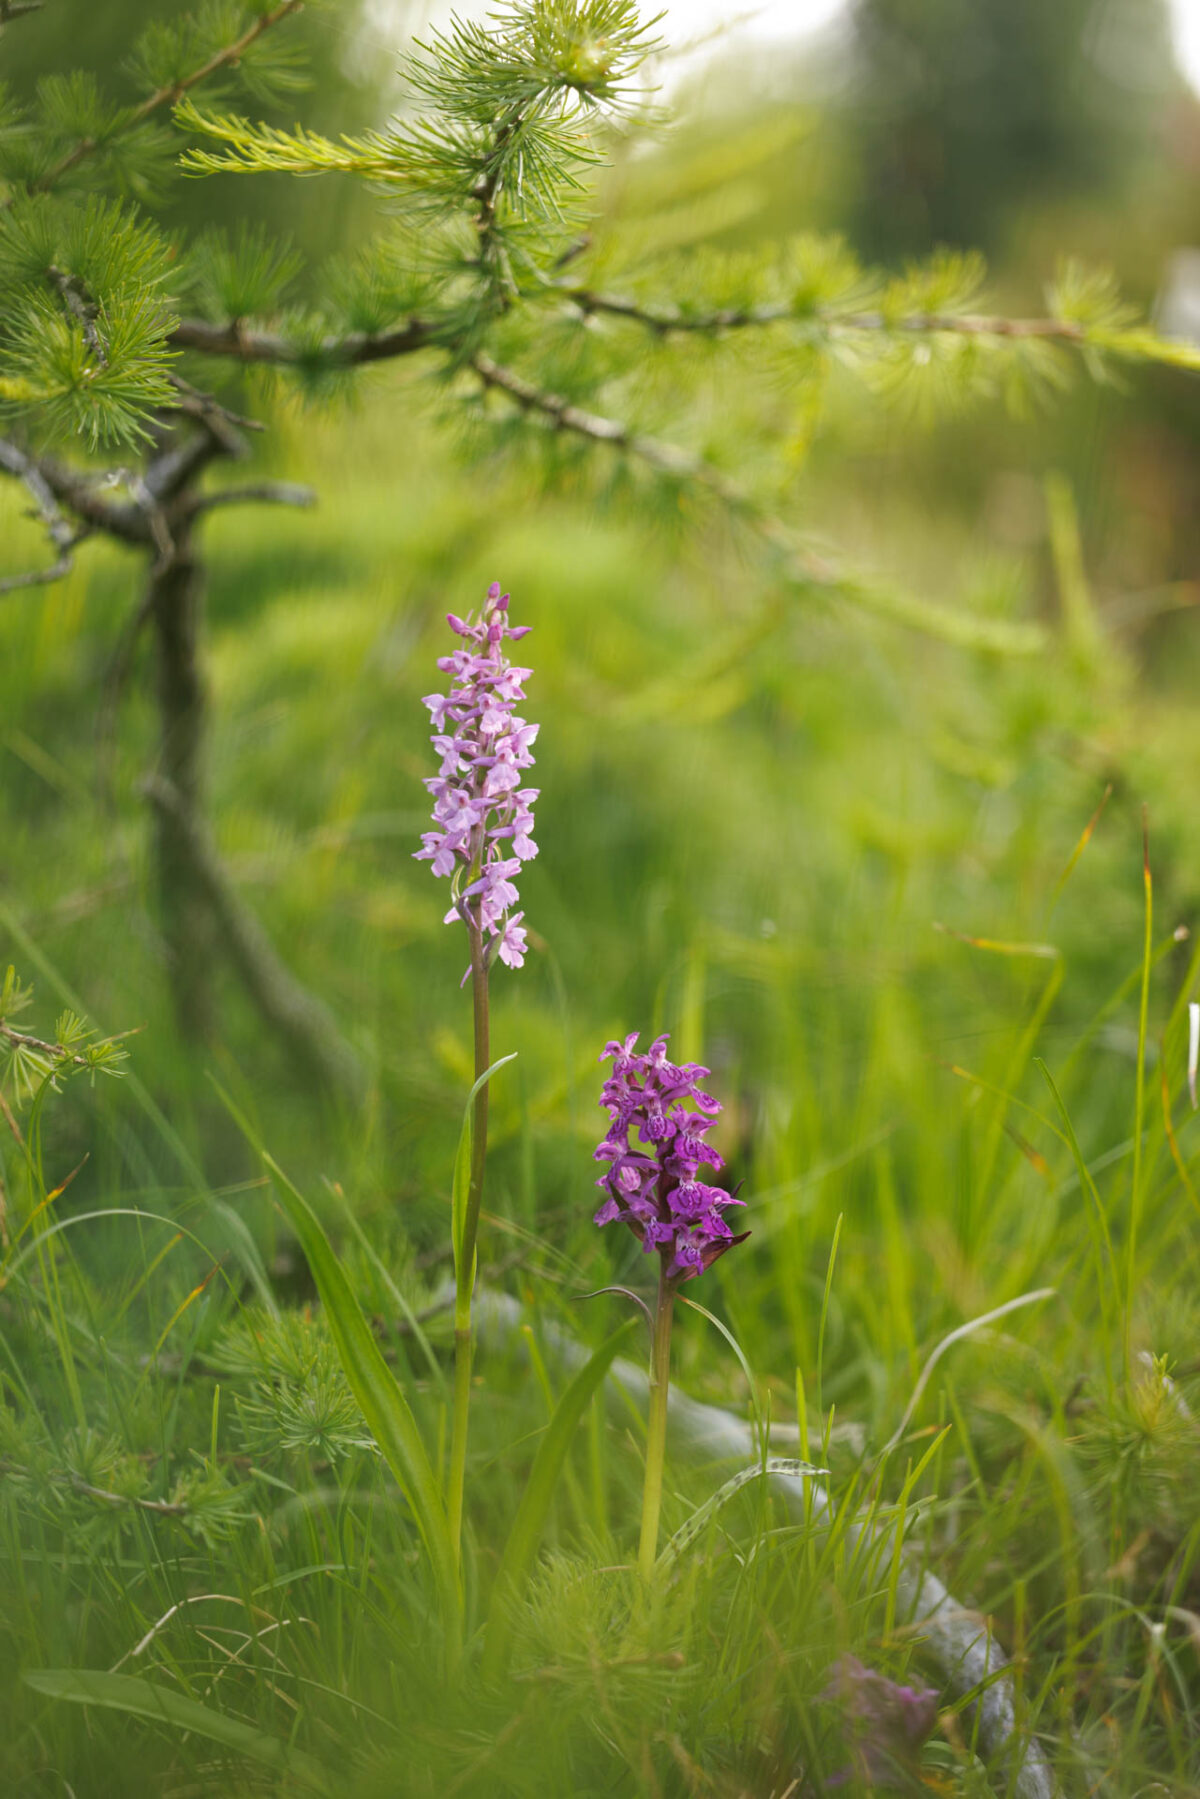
xmin=447 ymin=1321 xmax=473 ymax=1574
xmin=637 ymin=1254 xmax=675 ymax=1582
xmin=446 ymin=919 xmax=491 ymax=1574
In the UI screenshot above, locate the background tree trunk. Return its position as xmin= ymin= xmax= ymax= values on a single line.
xmin=147 ymin=514 xmax=219 ymax=1044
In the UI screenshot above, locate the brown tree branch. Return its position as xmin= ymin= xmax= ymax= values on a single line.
xmin=0 ymin=1018 xmax=133 ymax=1071
xmin=0 ymin=1023 xmax=93 ymax=1070
xmin=467 ymin=349 xmax=743 ymax=501
xmin=183 ymin=480 xmax=315 ymax=518
xmin=165 ymin=374 xmax=265 ymax=439
xmin=169 ymin=296 xmax=1092 ymax=377
xmin=169 ymin=316 xmax=436 ymax=366
xmin=563 ymin=287 xmax=1089 ymax=344
xmin=15 ymin=428 xmax=232 ymax=554
xmin=0 ymin=545 xmax=77 ymax=597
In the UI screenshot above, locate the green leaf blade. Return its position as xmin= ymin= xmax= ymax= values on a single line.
xmin=482 ymin=1317 xmax=636 ymax=1682
xmin=261 ymin=1153 xmax=461 ymax=1652
xmin=23 ymin=1669 xmax=333 ymax=1794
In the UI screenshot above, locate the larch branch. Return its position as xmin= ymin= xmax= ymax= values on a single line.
xmin=563 ymin=287 xmax=1090 ymax=344
xmin=170 ymin=316 xmax=436 ymax=366
xmin=32 ymin=0 xmax=305 ymax=194
xmin=467 ymin=351 xmax=1046 ymax=655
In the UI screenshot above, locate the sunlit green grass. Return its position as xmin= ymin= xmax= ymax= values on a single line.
xmin=2 ymin=376 xmax=1199 ymax=1794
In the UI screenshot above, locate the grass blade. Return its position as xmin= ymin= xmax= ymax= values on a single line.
xmin=678 ymin=1293 xmax=765 ymax=1455
xmin=657 ymin=1457 xmax=828 ymax=1574
xmin=210 ymin=1077 xmax=458 ymax=1643
xmin=261 ymin=1152 xmax=461 ymax=1654
xmin=23 ymin=1669 xmax=333 ymax=1794
xmin=482 ymin=1317 xmax=635 ymax=1683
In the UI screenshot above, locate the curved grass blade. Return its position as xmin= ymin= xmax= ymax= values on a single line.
xmin=678 ymin=1292 xmax=765 ymax=1454
xmin=260 ymin=1152 xmax=461 ymax=1656
xmin=657 ymin=1457 xmax=828 ymax=1575
xmin=482 ymin=1317 xmax=635 ymax=1683
xmin=23 ymin=1669 xmax=333 ymax=1794
xmin=1037 ymin=1058 xmax=1121 ymax=1326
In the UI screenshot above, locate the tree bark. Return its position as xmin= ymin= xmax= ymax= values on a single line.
xmin=142 ymin=478 xmax=364 ymax=1099
xmin=147 ymin=514 xmax=219 ymax=1044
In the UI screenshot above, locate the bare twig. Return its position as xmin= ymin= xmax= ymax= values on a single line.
xmin=0 ymin=1458 xmax=188 ymax=1516
xmin=0 ymin=1 xmax=44 ymax=21
xmin=30 ymin=0 xmax=305 ymax=195
xmin=165 ymin=374 xmax=266 ymax=437
xmin=469 ymin=348 xmax=724 ymax=485
xmin=0 ymin=436 xmax=87 ymax=594
xmin=184 ymin=481 xmax=316 ymax=518
xmin=15 ymin=454 xmax=157 ymax=547
xmin=71 ymin=1477 xmax=189 ymax=1517
xmin=0 ymin=545 xmax=77 ymax=597
xmin=172 ymin=299 xmax=1096 ymax=370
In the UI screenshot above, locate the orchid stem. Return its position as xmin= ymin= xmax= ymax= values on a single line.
xmin=447 ymin=919 xmax=490 ymax=1575
xmin=637 ymin=1254 xmax=674 ymax=1582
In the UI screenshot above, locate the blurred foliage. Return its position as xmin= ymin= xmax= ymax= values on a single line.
xmin=0 ymin=0 xmax=391 ymax=256
xmin=842 ymin=0 xmax=1178 ymax=258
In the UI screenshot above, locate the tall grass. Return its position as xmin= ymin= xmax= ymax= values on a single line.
xmin=1 ymin=386 xmax=1198 ymax=1792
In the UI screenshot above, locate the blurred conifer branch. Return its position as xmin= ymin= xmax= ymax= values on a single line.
xmin=0 ymin=966 xmax=129 ymax=1104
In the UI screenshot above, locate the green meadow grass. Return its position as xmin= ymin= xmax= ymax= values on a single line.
xmin=1 ymin=382 xmax=1198 ymax=1794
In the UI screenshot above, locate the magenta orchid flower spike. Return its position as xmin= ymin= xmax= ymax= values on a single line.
xmin=592 ymin=1032 xmax=749 ymax=1283
xmin=593 ymin=1031 xmax=750 ymax=1578
xmin=415 ymin=580 xmax=537 ymax=1574
xmin=414 ymin=581 xmax=537 ymax=974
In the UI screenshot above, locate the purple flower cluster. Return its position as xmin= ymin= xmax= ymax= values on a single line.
xmin=414 ymin=583 xmax=537 ymax=972
xmin=822 ymin=1655 xmax=939 ymax=1788
xmin=592 ymin=1033 xmax=748 ymax=1282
